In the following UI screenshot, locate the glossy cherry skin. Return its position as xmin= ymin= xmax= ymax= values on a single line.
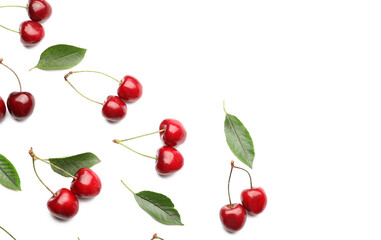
xmin=7 ymin=92 xmax=35 ymax=120
xmin=0 ymin=97 xmax=5 ymax=122
xmin=28 ymin=0 xmax=52 ymax=22
xmin=159 ymin=119 xmax=187 ymax=147
xmin=102 ymin=95 xmax=127 ymax=122
xmin=241 ymin=187 xmax=267 ymax=215
xmin=70 ymin=168 xmax=102 ymax=198
xmin=155 ymin=146 xmax=184 ymax=175
xmin=47 ymin=188 xmax=79 ymax=220
xmin=19 ymin=21 xmax=45 ymax=46
xmin=117 ymin=76 xmax=143 ymax=103
xmin=219 ymin=203 xmax=247 ymax=232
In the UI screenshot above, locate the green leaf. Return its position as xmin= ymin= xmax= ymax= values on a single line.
xmin=134 ymin=191 xmax=184 ymax=226
xmin=49 ymin=152 xmax=100 ymax=177
xmin=224 ymin=110 xmax=255 ymax=168
xmin=0 ymin=154 xmax=21 ymax=191
xmin=31 ymin=44 xmax=87 ymax=70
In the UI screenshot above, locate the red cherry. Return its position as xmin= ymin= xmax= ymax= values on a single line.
xmin=70 ymin=168 xmax=102 ymax=198
xmin=47 ymin=188 xmax=79 ymax=220
xmin=102 ymin=95 xmax=127 ymax=122
xmin=219 ymin=203 xmax=247 ymax=232
xmin=27 ymin=0 xmax=52 ymax=22
xmin=117 ymin=76 xmax=143 ymax=103
xmin=0 ymin=97 xmax=5 ymax=122
xmin=159 ymin=119 xmax=187 ymax=147
xmin=19 ymin=20 xmax=45 ymax=47
xmin=241 ymin=187 xmax=267 ymax=214
xmin=7 ymin=92 xmax=35 ymax=120
xmin=155 ymin=146 xmax=184 ymax=175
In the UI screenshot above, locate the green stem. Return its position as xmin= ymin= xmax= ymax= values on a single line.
xmin=0 ymin=5 xmax=27 ymax=9
xmin=223 ymin=101 xmax=228 ymax=115
xmin=233 ymin=165 xmax=253 ymax=189
xmin=119 ymin=129 xmax=165 ymax=142
xmin=0 ymin=226 xmax=16 ymax=240
xmin=0 ymin=58 xmax=22 ymax=92
xmin=113 ymin=140 xmax=157 ymax=160
xmin=30 ymin=149 xmax=56 ymax=197
xmin=0 ymin=24 xmax=20 ymax=34
xmin=228 ymin=161 xmax=234 ymax=208
xmin=64 ymin=72 xmax=103 ymax=105
xmin=121 ymin=180 xmax=135 ymax=194
xmin=38 ymin=158 xmax=77 ymax=179
xmin=28 ymin=66 xmax=37 ymax=71
xmin=71 ymin=70 xmax=121 ymax=84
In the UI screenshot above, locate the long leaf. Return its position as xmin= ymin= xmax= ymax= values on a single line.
xmin=0 ymin=154 xmax=21 ymax=190
xmin=224 ymin=112 xmax=255 ymax=168
xmin=31 ymin=44 xmax=87 ymax=70
xmin=49 ymin=152 xmax=100 ymax=177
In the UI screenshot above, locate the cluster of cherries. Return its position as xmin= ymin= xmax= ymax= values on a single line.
xmin=114 ymin=118 xmax=187 ymax=175
xmin=0 ymin=0 xmax=52 ymax=46
xmin=29 ymin=148 xmax=102 ymax=220
xmin=0 ymin=58 xmax=35 ymax=122
xmin=220 ymin=161 xmax=267 ymax=232
xmin=64 ymin=71 xmax=143 ymax=122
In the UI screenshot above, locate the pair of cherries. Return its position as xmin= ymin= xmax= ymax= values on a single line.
xmin=0 ymin=0 xmax=52 ymax=46
xmin=0 ymin=58 xmax=35 ymax=122
xmin=64 ymin=71 xmax=143 ymax=122
xmin=220 ymin=161 xmax=267 ymax=232
xmin=29 ymin=148 xmax=102 ymax=220
xmin=114 ymin=118 xmax=187 ymax=175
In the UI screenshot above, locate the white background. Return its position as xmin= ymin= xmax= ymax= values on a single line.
xmin=1 ymin=0 xmax=381 ymax=239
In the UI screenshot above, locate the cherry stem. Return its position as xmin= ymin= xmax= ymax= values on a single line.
xmin=119 ymin=129 xmax=165 ymax=142
xmin=0 ymin=226 xmax=16 ymax=240
xmin=0 ymin=24 xmax=20 ymax=34
xmin=113 ymin=140 xmax=157 ymax=160
xmin=228 ymin=160 xmax=234 ymax=208
xmin=121 ymin=180 xmax=135 ymax=194
xmin=152 ymin=233 xmax=164 ymax=240
xmin=70 ymin=70 xmax=121 ymax=84
xmin=0 ymin=58 xmax=22 ymax=92
xmin=64 ymin=72 xmax=104 ymax=105
xmin=29 ymin=148 xmax=56 ymax=197
xmin=0 ymin=5 xmax=27 ymax=9
xmin=233 ymin=164 xmax=253 ymax=189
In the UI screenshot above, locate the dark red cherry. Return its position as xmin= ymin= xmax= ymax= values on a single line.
xmin=7 ymin=92 xmax=35 ymax=120
xmin=70 ymin=168 xmax=102 ymax=198
xmin=117 ymin=75 xmax=143 ymax=103
xmin=47 ymin=188 xmax=79 ymax=220
xmin=219 ymin=203 xmax=247 ymax=232
xmin=19 ymin=20 xmax=45 ymax=46
xmin=27 ymin=0 xmax=52 ymax=22
xmin=155 ymin=146 xmax=184 ymax=175
xmin=241 ymin=187 xmax=267 ymax=215
xmin=0 ymin=97 xmax=5 ymax=122
xmin=159 ymin=119 xmax=187 ymax=147
xmin=102 ymin=95 xmax=127 ymax=122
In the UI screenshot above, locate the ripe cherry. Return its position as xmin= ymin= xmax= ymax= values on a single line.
xmin=159 ymin=119 xmax=187 ymax=147
xmin=241 ymin=187 xmax=267 ymax=214
xmin=220 ymin=203 xmax=247 ymax=232
xmin=71 ymin=168 xmax=102 ymax=198
xmin=27 ymin=0 xmax=52 ymax=22
xmin=0 ymin=97 xmax=5 ymax=122
xmin=0 ymin=58 xmax=35 ymax=120
xmin=155 ymin=146 xmax=184 ymax=175
xmin=7 ymin=92 xmax=35 ymax=120
xmin=47 ymin=188 xmax=79 ymax=220
xmin=117 ymin=75 xmax=143 ymax=103
xmin=102 ymin=95 xmax=127 ymax=122
xmin=20 ymin=20 xmax=45 ymax=46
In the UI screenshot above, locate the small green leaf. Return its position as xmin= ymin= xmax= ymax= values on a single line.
xmin=122 ymin=181 xmax=183 ymax=226
xmin=0 ymin=154 xmax=21 ymax=191
xmin=31 ymin=44 xmax=87 ymax=70
xmin=49 ymin=152 xmax=100 ymax=177
xmin=224 ymin=106 xmax=255 ymax=168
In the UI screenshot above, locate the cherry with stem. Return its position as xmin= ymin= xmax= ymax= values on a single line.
xmin=0 ymin=0 xmax=52 ymax=23
xmin=0 ymin=226 xmax=16 ymax=240
xmin=0 ymin=21 xmax=44 ymax=46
